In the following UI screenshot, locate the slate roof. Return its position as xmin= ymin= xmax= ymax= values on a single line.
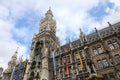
xmin=60 ymin=22 xmax=120 ymax=53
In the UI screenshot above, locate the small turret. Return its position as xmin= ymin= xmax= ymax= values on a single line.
xmin=95 ymin=27 xmax=102 ymax=40
xmin=4 ymin=47 xmax=18 ymax=73
xmin=79 ymin=28 xmax=87 ymax=44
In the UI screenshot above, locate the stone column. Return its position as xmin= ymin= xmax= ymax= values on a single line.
xmin=41 ymin=48 xmax=49 ymax=80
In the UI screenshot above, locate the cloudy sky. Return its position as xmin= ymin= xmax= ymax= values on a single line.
xmin=0 ymin=0 xmax=120 ymax=70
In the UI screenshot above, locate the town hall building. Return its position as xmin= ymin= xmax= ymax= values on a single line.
xmin=3 ymin=8 xmax=120 ymax=80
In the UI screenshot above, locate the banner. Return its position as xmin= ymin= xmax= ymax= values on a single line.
xmin=16 ymin=64 xmax=22 ymax=80
xmin=78 ymin=50 xmax=84 ymax=69
xmin=10 ymin=66 xmax=16 ymax=80
xmin=52 ymin=51 xmax=56 ymax=75
xmin=64 ymin=49 xmax=69 ymax=74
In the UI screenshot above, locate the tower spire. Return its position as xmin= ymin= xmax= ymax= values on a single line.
xmin=45 ymin=7 xmax=53 ymax=19
xmin=15 ymin=47 xmax=19 ymax=53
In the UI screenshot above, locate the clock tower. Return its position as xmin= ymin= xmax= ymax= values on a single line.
xmin=24 ymin=8 xmax=60 ymax=80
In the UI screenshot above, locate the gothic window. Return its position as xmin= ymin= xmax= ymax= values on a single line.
xmin=93 ymin=48 xmax=98 ymax=55
xmin=67 ymin=55 xmax=70 ymax=63
xmin=108 ymin=41 xmax=114 ymax=50
xmin=97 ymin=60 xmax=103 ymax=69
xmin=75 ymin=52 xmax=79 ymax=61
xmin=60 ymin=57 xmax=62 ymax=65
xmin=102 ymin=58 xmax=109 ymax=67
xmin=97 ymin=45 xmax=103 ymax=54
xmin=103 ymin=74 xmax=108 ymax=80
xmin=30 ymin=71 xmax=34 ymax=77
xmin=117 ymin=72 xmax=120 ymax=78
xmin=56 ymin=59 xmax=58 ymax=67
xmin=93 ymin=45 xmax=103 ymax=55
xmin=69 ymin=66 xmax=71 ymax=75
xmin=108 ymin=73 xmax=115 ymax=79
xmin=32 ymin=61 xmax=36 ymax=65
xmin=112 ymin=39 xmax=119 ymax=48
xmin=71 ymin=54 xmax=75 ymax=62
xmin=114 ymin=54 xmax=120 ymax=64
xmin=77 ymin=64 xmax=82 ymax=72
xmin=63 ymin=57 xmax=66 ymax=64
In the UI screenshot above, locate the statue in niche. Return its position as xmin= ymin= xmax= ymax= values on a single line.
xmin=85 ymin=47 xmax=95 ymax=73
xmin=35 ymin=39 xmax=43 ymax=55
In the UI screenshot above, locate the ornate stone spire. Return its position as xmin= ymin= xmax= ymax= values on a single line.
xmin=12 ymin=47 xmax=18 ymax=59
xmin=39 ymin=7 xmax=56 ymax=34
xmin=45 ymin=7 xmax=53 ymax=19
xmin=4 ymin=47 xmax=18 ymax=73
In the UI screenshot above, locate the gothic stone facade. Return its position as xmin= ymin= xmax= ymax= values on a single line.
xmin=3 ymin=9 xmax=120 ymax=80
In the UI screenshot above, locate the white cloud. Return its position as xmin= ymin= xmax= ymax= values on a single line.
xmin=0 ymin=7 xmax=27 ymax=69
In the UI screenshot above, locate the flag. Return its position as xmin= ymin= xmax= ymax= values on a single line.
xmin=52 ymin=51 xmax=56 ymax=75
xmin=10 ymin=66 xmax=16 ymax=80
xmin=78 ymin=50 xmax=84 ymax=69
xmin=16 ymin=64 xmax=22 ymax=80
xmin=64 ymin=49 xmax=69 ymax=74
xmin=66 ymin=56 xmax=69 ymax=74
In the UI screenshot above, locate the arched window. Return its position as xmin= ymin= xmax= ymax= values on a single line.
xmin=32 ymin=61 xmax=36 ymax=65
xmin=30 ymin=71 xmax=34 ymax=77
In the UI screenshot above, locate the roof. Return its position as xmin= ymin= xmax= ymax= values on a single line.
xmin=60 ymin=22 xmax=120 ymax=53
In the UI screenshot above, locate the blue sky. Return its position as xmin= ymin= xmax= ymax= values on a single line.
xmin=0 ymin=0 xmax=120 ymax=69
